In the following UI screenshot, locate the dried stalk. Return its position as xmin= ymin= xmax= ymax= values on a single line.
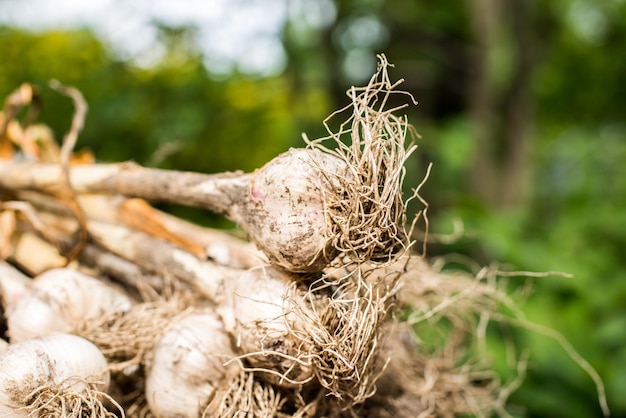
xmin=0 ymin=160 xmax=248 ymax=215
xmin=14 ymin=189 xmax=266 ymax=268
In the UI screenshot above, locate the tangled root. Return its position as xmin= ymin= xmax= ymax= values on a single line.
xmin=305 ymin=262 xmax=402 ymax=408
xmin=306 ymin=53 xmax=419 ymax=267
xmin=15 ymin=377 xmax=122 ymax=418
xmin=75 ymin=293 xmax=192 ymax=370
xmin=342 ymin=323 xmax=501 ymax=418
xmin=205 ymin=371 xmax=286 ymax=418
xmin=300 ymin=254 xmax=520 ymax=417
xmin=378 ymin=256 xmax=524 ymax=418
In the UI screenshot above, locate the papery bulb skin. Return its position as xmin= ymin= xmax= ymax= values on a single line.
xmin=0 ymin=333 xmax=110 ymax=415
xmin=219 ymin=265 xmax=315 ymax=387
xmin=146 ymin=308 xmax=239 ymax=418
xmin=6 ymin=268 xmax=133 ymax=342
xmin=234 ymin=148 xmax=347 ymax=273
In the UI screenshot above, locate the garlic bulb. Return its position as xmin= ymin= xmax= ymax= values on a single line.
xmin=145 ymin=307 xmax=239 ymax=417
xmin=1 ymin=267 xmax=133 ymax=342
xmin=230 ymin=148 xmax=347 ymax=273
xmin=0 ymin=333 xmax=111 ymax=417
xmin=218 ymin=265 xmax=317 ymax=387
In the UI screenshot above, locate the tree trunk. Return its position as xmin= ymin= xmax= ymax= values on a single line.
xmin=467 ymin=0 xmax=536 ymax=209
xmin=467 ymin=0 xmax=499 ymax=206
xmin=500 ymin=0 xmax=535 ymax=207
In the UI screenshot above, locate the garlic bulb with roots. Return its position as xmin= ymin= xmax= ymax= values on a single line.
xmin=145 ymin=307 xmax=240 ymax=417
xmin=0 ymin=266 xmax=133 ymax=342
xmin=199 ymin=56 xmax=416 ymax=272
xmin=0 ymin=56 xmax=415 ymax=273
xmin=218 ymin=264 xmax=320 ymax=387
xmin=0 ymin=333 xmax=115 ymax=417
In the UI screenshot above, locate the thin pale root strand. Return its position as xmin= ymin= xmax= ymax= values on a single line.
xmin=365 ymin=324 xmax=503 ymax=418
xmin=15 ymin=377 xmax=122 ymax=418
xmin=204 ymin=371 xmax=286 ymax=418
xmin=75 ymin=294 xmax=193 ymax=371
xmin=226 ymin=351 xmax=316 ymax=388
xmin=305 ymin=54 xmax=419 ymax=267
xmin=307 ymin=268 xmax=400 ymax=407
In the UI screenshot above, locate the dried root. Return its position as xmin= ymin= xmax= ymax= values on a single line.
xmin=75 ymin=293 xmax=192 ymax=371
xmin=17 ymin=377 xmax=122 ymax=418
xmin=307 ymin=268 xmax=399 ymax=408
xmin=306 ymin=54 xmax=419 ymax=267
xmin=346 ymin=324 xmax=501 ymax=418
xmin=205 ymin=371 xmax=286 ymax=418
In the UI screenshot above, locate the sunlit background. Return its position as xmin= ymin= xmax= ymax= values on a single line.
xmin=1 ymin=0 xmax=625 ymax=416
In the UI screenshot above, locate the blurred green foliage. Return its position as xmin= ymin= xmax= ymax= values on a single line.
xmin=1 ymin=0 xmax=625 ymax=416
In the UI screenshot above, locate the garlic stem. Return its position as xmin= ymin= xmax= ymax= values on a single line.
xmin=0 ymin=160 xmax=249 ymax=215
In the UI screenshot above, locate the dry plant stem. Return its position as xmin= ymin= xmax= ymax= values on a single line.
xmin=14 ymin=190 xmax=266 ymax=268
xmin=5 ymin=229 xmax=68 ymax=274
xmin=0 ymin=160 xmax=248 ymax=214
xmin=85 ymin=218 xmax=239 ymax=301
xmin=0 ymin=152 xmax=339 ymax=272
xmin=78 ymin=244 xmax=166 ymax=294
xmin=7 ymin=199 xmax=221 ymax=295
xmin=48 ymin=80 xmax=90 ymax=264
xmin=1 ymin=199 xmax=71 ymax=264
xmin=123 ymin=198 xmax=266 ymax=268
xmin=0 ymin=83 xmax=34 ymax=140
xmin=0 ymin=210 xmax=15 ymax=258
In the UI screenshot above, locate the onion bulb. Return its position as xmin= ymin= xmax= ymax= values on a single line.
xmin=0 ymin=266 xmax=133 ymax=342
xmin=0 ymin=333 xmax=114 ymax=417
xmin=145 ymin=307 xmax=240 ymax=417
